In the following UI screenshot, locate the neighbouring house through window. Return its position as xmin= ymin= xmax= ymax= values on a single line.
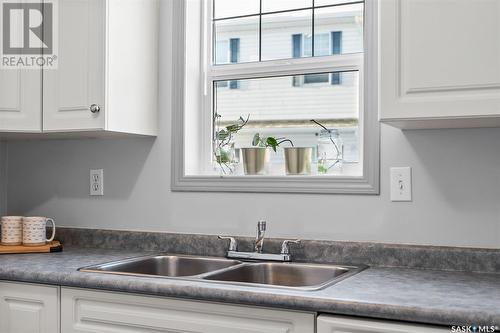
xmin=292 ymin=31 xmax=343 ymax=86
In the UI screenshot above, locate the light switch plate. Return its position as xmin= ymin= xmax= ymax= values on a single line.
xmin=390 ymin=167 xmax=412 ymax=201
xmin=90 ymin=169 xmax=104 ymax=196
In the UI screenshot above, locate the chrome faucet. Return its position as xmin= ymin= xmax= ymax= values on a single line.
xmin=218 ymin=236 xmax=238 ymax=252
xmin=255 ymin=220 xmax=266 ymax=253
xmin=219 ymin=220 xmax=300 ymax=262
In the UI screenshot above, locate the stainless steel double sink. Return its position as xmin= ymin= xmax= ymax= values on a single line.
xmin=79 ymin=254 xmax=365 ymax=291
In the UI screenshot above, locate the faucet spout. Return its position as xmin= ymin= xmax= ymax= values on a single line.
xmin=255 ymin=220 xmax=266 ymax=253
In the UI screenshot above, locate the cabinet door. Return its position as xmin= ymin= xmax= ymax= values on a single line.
xmin=43 ymin=0 xmax=105 ymax=132
xmin=0 ymin=73 xmax=41 ymax=133
xmin=317 ymin=315 xmax=448 ymax=333
xmin=0 ymin=281 xmax=60 ymax=333
xmin=0 ymin=5 xmax=41 ymax=133
xmin=379 ymin=0 xmax=500 ymax=129
xmin=61 ymin=288 xmax=315 ymax=333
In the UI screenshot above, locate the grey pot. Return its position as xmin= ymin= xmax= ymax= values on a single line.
xmin=284 ymin=147 xmax=313 ymax=175
xmin=241 ymin=147 xmax=271 ymax=175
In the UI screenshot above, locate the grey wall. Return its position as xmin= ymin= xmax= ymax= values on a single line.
xmin=3 ymin=2 xmax=500 ymax=248
xmin=0 ymin=142 xmax=6 ymax=216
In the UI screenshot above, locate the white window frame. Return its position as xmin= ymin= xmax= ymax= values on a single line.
xmin=171 ymin=0 xmax=379 ymax=194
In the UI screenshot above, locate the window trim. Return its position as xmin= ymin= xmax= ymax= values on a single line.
xmin=171 ymin=0 xmax=380 ymax=194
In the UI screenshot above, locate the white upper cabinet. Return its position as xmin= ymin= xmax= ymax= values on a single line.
xmin=43 ymin=0 xmax=106 ymax=132
xmin=1 ymin=0 xmax=159 ymax=137
xmin=43 ymin=0 xmax=159 ymax=135
xmin=0 ymin=9 xmax=42 ymax=133
xmin=0 ymin=70 xmax=42 ymax=132
xmin=379 ymin=0 xmax=500 ymax=129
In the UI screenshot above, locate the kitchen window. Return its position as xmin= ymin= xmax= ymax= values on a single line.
xmin=171 ymin=0 xmax=379 ymax=194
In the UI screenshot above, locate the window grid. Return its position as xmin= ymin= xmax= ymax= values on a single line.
xmin=312 ymin=0 xmax=315 ymax=57
xmin=259 ymin=0 xmax=262 ymax=61
xmin=212 ymin=0 xmax=364 ymax=21
xmin=212 ymin=0 xmax=363 ymax=65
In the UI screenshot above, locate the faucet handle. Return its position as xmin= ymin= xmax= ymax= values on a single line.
xmin=281 ymin=239 xmax=301 ymax=255
xmin=218 ymin=236 xmax=238 ymax=252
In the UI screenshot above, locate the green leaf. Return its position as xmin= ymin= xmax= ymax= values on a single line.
xmin=225 ymin=124 xmax=239 ymax=132
xmin=216 ymin=130 xmax=228 ymax=141
xmin=252 ymin=133 xmax=260 ymax=146
xmin=266 ymin=137 xmax=278 ymax=147
xmin=215 ymin=149 xmax=231 ymax=163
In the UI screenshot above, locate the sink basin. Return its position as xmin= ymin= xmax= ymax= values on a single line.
xmin=79 ymin=254 xmax=365 ymax=291
xmin=202 ymin=262 xmax=363 ymax=290
xmin=79 ymin=255 xmax=242 ymax=277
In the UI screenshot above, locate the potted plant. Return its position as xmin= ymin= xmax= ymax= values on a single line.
xmin=251 ymin=130 xmax=314 ymax=176
xmin=213 ymin=114 xmax=249 ymax=174
xmin=311 ymin=119 xmax=343 ymax=174
xmin=284 ymin=146 xmax=314 ymax=175
xmin=240 ymin=133 xmax=294 ymax=175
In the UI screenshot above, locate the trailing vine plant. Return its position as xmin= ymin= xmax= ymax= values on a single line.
xmin=213 ymin=113 xmax=249 ymax=174
xmin=310 ymin=119 xmax=341 ymax=172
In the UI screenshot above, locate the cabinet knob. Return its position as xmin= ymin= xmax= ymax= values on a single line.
xmin=90 ymin=104 xmax=100 ymax=113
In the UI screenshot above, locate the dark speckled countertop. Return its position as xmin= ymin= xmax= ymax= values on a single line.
xmin=0 ymin=246 xmax=499 ymax=327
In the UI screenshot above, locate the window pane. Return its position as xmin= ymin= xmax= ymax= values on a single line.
xmin=215 ymin=40 xmax=229 ymax=64
xmin=304 ymin=73 xmax=329 ymax=84
xmin=314 ymin=3 xmax=364 ymax=54
xmin=262 ymin=0 xmax=311 ymax=13
xmin=214 ymin=0 xmax=260 ymax=19
xmin=261 ymin=9 xmax=312 ymax=61
xmin=214 ymin=16 xmax=259 ymax=64
xmin=215 ymin=71 xmax=358 ymax=122
xmin=331 ymin=72 xmax=342 ymax=85
xmin=314 ymin=33 xmax=330 ymax=56
xmin=214 ymin=72 xmax=360 ymax=175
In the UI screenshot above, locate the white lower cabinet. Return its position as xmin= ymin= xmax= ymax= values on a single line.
xmin=0 ymin=282 xmax=452 ymax=333
xmin=0 ymin=281 xmax=60 ymax=333
xmin=317 ymin=315 xmax=448 ymax=333
xmin=61 ymin=287 xmax=315 ymax=333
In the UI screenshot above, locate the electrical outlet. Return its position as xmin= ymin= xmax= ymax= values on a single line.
xmin=390 ymin=167 xmax=412 ymax=202
xmin=90 ymin=169 xmax=104 ymax=196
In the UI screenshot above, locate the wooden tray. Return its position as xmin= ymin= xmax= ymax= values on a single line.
xmin=0 ymin=241 xmax=63 ymax=254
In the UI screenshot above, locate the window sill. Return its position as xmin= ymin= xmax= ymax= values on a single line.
xmin=171 ymin=174 xmax=379 ymax=194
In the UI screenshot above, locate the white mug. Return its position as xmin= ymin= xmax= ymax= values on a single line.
xmin=22 ymin=217 xmax=56 ymax=246
xmin=1 ymin=216 xmax=23 ymax=246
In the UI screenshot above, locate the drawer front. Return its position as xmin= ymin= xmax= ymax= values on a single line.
xmin=62 ymin=287 xmax=315 ymax=333
xmin=317 ymin=314 xmax=448 ymax=333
